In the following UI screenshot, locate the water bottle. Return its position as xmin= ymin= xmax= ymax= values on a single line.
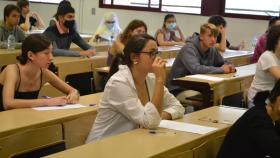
xmin=7 ymin=34 xmax=15 ymax=50
xmin=251 ymin=36 xmax=258 ymax=51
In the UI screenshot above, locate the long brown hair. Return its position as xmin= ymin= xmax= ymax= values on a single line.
xmin=108 ymin=34 xmax=155 ymax=80
xmin=119 ymin=19 xmax=147 ymax=44
xmin=17 ymin=34 xmax=51 ymax=65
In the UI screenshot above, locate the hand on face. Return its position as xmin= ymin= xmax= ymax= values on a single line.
xmin=152 ymin=57 xmax=166 ymax=83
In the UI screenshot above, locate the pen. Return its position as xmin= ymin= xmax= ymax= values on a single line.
xmin=41 ymin=96 xmax=51 ymax=99
xmin=89 ymin=104 xmax=96 ymax=106
xmin=149 ymin=130 xmax=176 ymax=134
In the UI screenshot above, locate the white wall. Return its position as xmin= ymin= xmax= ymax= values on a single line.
xmin=0 ymin=0 xmax=268 ymax=49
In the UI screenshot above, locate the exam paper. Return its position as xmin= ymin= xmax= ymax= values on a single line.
xmin=159 ymin=120 xmax=218 ymax=135
xmin=188 ymin=74 xmax=224 ymax=82
xmin=32 ymin=104 xmax=86 ymax=111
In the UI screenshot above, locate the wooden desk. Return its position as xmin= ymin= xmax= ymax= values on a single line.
xmin=70 ymin=42 xmax=110 ymax=53
xmin=0 ymin=49 xmax=21 ymax=70
xmin=173 ymin=64 xmax=256 ymax=108
xmin=223 ymin=50 xmax=253 ymax=66
xmin=45 ymin=106 xmax=246 ymax=158
xmin=53 ymin=52 xmax=107 ymax=81
xmin=0 ymin=93 xmax=102 ymax=157
xmin=158 ymin=45 xmax=182 ymax=59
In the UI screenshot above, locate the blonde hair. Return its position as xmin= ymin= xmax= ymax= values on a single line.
xmin=200 ymin=23 xmax=218 ymax=37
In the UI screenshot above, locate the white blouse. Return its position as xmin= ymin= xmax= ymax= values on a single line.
xmin=86 ymin=65 xmax=185 ymax=143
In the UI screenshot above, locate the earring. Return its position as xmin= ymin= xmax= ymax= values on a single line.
xmin=133 ymin=61 xmax=138 ymax=65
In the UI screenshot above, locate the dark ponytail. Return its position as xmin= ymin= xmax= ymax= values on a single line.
xmin=107 ymin=34 xmax=155 ymax=80
xmin=17 ymin=34 xmax=51 ymax=65
xmin=253 ymin=91 xmax=270 ymax=106
xmin=253 ymin=79 xmax=280 ymax=106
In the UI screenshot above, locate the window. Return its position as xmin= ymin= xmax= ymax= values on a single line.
xmin=100 ymin=0 xmax=202 ymax=14
xmin=225 ymin=0 xmax=280 ymax=17
xmin=162 ymin=0 xmax=201 ymax=14
xmin=29 ymin=0 xmax=62 ymax=4
xmin=100 ymin=0 xmax=276 ymax=19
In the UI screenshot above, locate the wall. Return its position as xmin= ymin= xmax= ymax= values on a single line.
xmin=0 ymin=0 xmax=268 ymax=50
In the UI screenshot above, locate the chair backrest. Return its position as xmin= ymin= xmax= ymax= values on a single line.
xmin=222 ymin=92 xmax=244 ymax=108
xmin=193 ymin=135 xmax=226 ymax=158
xmin=166 ymin=150 xmax=193 ymax=158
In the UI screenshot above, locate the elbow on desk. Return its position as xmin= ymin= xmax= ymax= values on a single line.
xmin=143 ymin=117 xmax=161 ymax=129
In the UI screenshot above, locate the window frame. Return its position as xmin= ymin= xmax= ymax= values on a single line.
xmin=99 ymin=0 xmax=273 ymax=20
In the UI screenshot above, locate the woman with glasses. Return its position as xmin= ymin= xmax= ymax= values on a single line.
xmin=107 ymin=19 xmax=147 ymax=66
xmin=85 ymin=34 xmax=184 ymax=143
xmin=155 ymin=14 xmax=185 ymax=46
xmin=90 ymin=12 xmax=122 ymax=43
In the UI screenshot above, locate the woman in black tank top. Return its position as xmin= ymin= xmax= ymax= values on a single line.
xmin=0 ymin=34 xmax=79 ymax=111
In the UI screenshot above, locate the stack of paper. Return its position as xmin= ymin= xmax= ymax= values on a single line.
xmin=32 ymin=104 xmax=86 ymax=111
xmin=188 ymin=74 xmax=224 ymax=82
xmin=159 ymin=120 xmax=218 ymax=135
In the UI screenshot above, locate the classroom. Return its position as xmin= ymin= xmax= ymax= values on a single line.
xmin=0 ymin=0 xmax=280 ymax=158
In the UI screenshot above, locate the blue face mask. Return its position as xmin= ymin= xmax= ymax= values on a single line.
xmin=106 ymin=23 xmax=115 ymax=30
xmin=166 ymin=23 xmax=176 ymax=31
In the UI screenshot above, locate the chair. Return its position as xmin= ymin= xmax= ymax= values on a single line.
xmin=193 ymin=135 xmax=226 ymax=158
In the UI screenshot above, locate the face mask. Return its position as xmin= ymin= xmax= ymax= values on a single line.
xmin=106 ymin=23 xmax=115 ymax=30
xmin=63 ymin=20 xmax=75 ymax=29
xmin=166 ymin=23 xmax=176 ymax=31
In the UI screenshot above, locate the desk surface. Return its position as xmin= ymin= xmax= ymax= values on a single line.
xmin=45 ymin=106 xmax=246 ymax=158
xmin=0 ymin=93 xmax=102 ymax=138
xmin=175 ymin=64 xmax=256 ymax=86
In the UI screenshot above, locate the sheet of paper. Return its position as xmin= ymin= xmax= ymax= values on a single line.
xmin=188 ymin=74 xmax=224 ymax=82
xmin=32 ymin=104 xmax=86 ymax=111
xmin=159 ymin=120 xmax=218 ymax=135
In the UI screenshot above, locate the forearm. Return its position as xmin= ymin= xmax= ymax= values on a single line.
xmin=4 ymin=98 xmax=48 ymax=110
xmin=53 ymin=48 xmax=80 ymax=57
xmin=151 ymin=79 xmax=164 ymax=114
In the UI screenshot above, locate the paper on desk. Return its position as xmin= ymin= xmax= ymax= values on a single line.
xmin=159 ymin=120 xmax=218 ymax=135
xmin=188 ymin=74 xmax=224 ymax=82
xmin=32 ymin=104 xmax=86 ymax=111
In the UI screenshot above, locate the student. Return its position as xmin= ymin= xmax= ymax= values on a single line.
xmin=0 ymin=4 xmax=25 ymax=48
xmin=155 ymin=14 xmax=185 ymax=46
xmin=85 ymin=34 xmax=185 ymax=142
xmin=166 ymin=23 xmax=235 ymax=95
xmin=49 ymin=0 xmax=78 ymax=31
xmin=0 ymin=34 xmax=79 ymax=112
xmin=108 ymin=19 xmax=147 ymax=65
xmin=248 ymin=25 xmax=280 ymax=108
xmin=90 ymin=12 xmax=122 ymax=42
xmin=251 ymin=16 xmax=280 ymax=63
xmin=43 ymin=4 xmax=95 ymax=57
xmin=17 ymin=0 xmax=45 ymax=31
xmin=208 ymin=15 xmax=244 ymax=52
xmin=217 ymin=80 xmax=280 ymax=158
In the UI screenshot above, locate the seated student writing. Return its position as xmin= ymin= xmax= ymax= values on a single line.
xmin=0 ymin=34 xmax=79 ymax=112
xmin=217 ymin=79 xmax=280 ymax=158
xmin=248 ymin=25 xmax=280 ymax=108
xmin=90 ymin=12 xmax=122 ymax=43
xmin=85 ymin=34 xmax=185 ymax=142
xmin=108 ymin=19 xmax=147 ymax=65
xmin=43 ymin=4 xmax=95 ymax=57
xmin=166 ymin=23 xmax=235 ymax=96
xmin=0 ymin=4 xmax=25 ymax=49
xmin=17 ymin=0 xmax=45 ymax=31
xmin=155 ymin=14 xmax=185 ymax=46
xmin=208 ymin=15 xmax=244 ymax=52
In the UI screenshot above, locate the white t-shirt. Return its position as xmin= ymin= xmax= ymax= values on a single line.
xmin=248 ymin=51 xmax=280 ymax=102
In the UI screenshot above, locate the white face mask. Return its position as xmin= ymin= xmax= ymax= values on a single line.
xmin=106 ymin=23 xmax=115 ymax=30
xmin=166 ymin=23 xmax=176 ymax=31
